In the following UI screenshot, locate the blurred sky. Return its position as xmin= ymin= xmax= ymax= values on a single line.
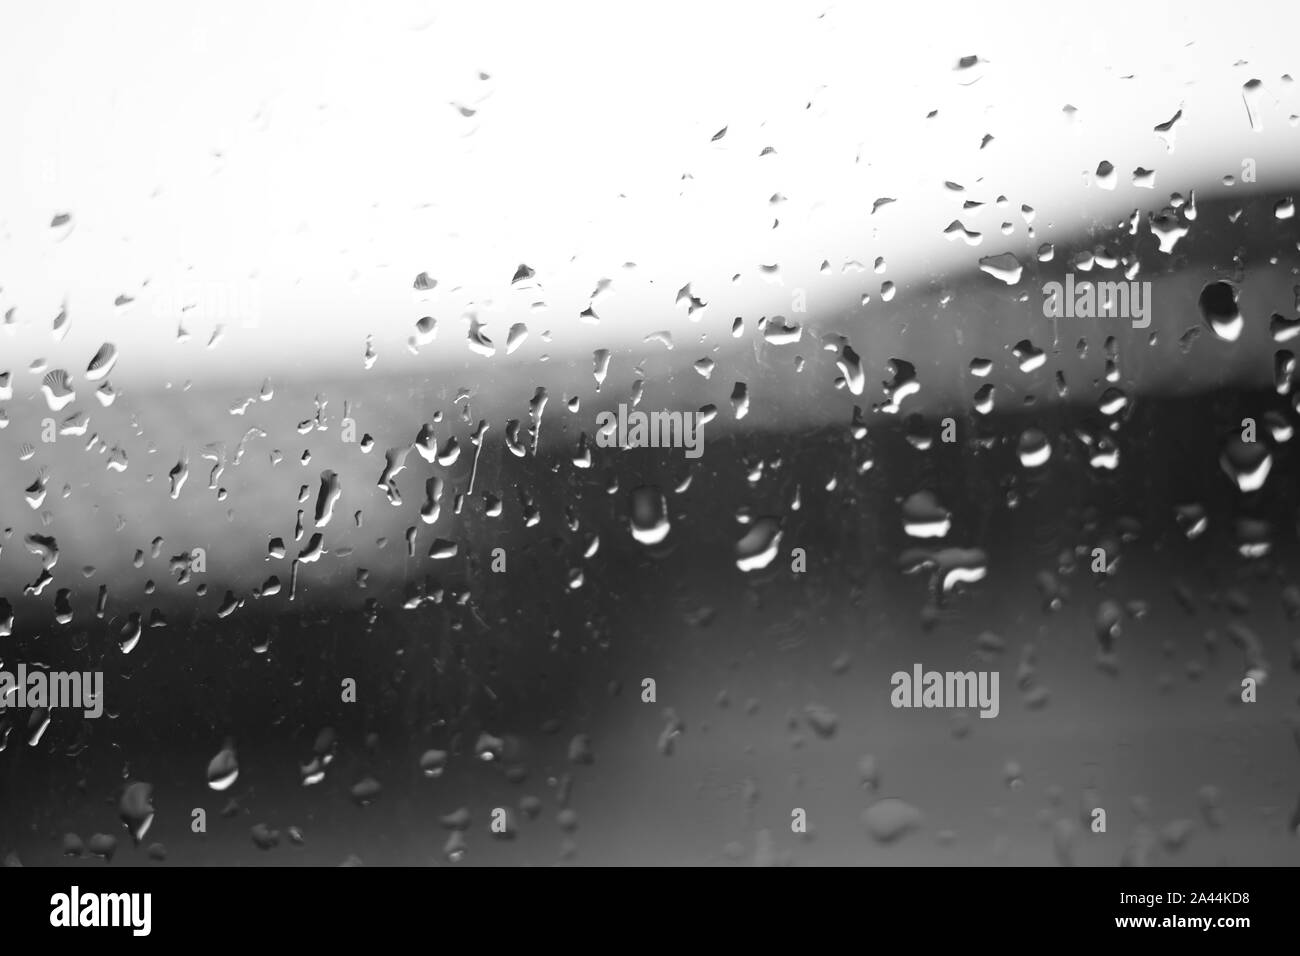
xmin=1 ymin=0 xmax=1299 ymax=387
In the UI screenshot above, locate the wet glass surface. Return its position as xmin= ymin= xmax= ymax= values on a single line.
xmin=2 ymin=2 xmax=1300 ymax=868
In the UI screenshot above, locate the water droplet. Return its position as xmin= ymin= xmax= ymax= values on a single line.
xmin=902 ymin=491 xmax=951 ymax=538
xmin=943 ymin=220 xmax=982 ymax=246
xmin=40 ymin=370 xmax=75 ymax=411
xmin=735 ymin=517 xmax=782 ymax=572
xmin=730 ymin=382 xmax=749 ymax=420
xmin=881 ymin=358 xmax=920 ymax=413
xmin=1220 ymin=437 xmax=1271 ymax=492
xmin=1012 ymin=339 xmax=1046 ymax=373
xmin=593 ymin=349 xmax=611 ymax=390
xmin=419 ymin=749 xmax=448 ymax=778
xmin=568 ymin=734 xmax=595 ymax=764
xmin=250 ymin=823 xmax=281 ymax=850
xmin=1242 ymin=78 xmax=1264 ymax=132
xmin=87 ymin=833 xmax=117 ymax=862
xmin=49 ymin=211 xmax=74 ymax=241
xmin=1017 ymin=428 xmax=1052 ymax=468
xmin=506 ymin=322 xmax=528 ymax=354
xmin=1175 ymin=503 xmax=1207 ymax=539
xmin=1198 ymin=281 xmax=1242 ymax=341
xmin=118 ymin=782 xmax=155 ymax=845
xmin=86 ymin=343 xmax=118 ymax=381
xmin=1003 ymin=760 xmax=1023 ymax=789
xmin=1094 ymin=160 xmax=1116 ymax=190
xmin=629 ymin=486 xmax=670 ymax=545
xmin=763 ymin=317 xmax=802 ymax=345
xmin=862 ymin=798 xmax=923 ymax=843
xmin=467 ymin=318 xmax=495 ymax=357
xmin=978 ymin=252 xmax=1023 ymax=285
xmin=1154 ymin=109 xmax=1182 ymax=150
xmin=1270 ymin=312 xmax=1300 ymax=342
xmin=1098 ymin=387 xmax=1128 ymax=417
xmin=804 ymin=704 xmax=838 ymax=738
xmin=350 ymin=776 xmax=382 ymax=806
xmin=314 ymin=470 xmax=342 ymax=527
xmin=207 ymin=744 xmax=239 ymax=790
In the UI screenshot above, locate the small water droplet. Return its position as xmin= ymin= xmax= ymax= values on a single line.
xmin=629 ymin=486 xmax=670 ymax=545
xmin=735 ymin=517 xmax=782 ymax=572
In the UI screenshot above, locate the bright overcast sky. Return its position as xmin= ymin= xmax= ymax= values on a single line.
xmin=1 ymin=0 xmax=1297 ymax=387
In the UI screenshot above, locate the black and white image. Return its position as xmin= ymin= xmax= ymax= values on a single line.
xmin=0 ymin=2 xmax=1296 ymax=907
